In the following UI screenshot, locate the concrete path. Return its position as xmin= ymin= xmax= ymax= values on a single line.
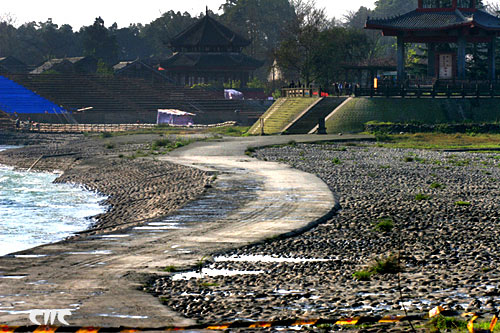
xmin=0 ymin=134 xmax=370 ymax=327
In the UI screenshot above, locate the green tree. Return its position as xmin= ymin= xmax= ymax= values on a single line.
xmin=81 ymin=17 xmax=118 ymax=65
xmin=274 ymin=0 xmax=330 ymax=85
xmin=142 ymin=11 xmax=197 ymax=58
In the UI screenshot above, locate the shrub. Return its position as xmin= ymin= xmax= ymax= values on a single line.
xmin=105 ymin=143 xmax=115 ymax=149
xmin=100 ymin=132 xmax=112 ymax=138
xmin=331 ymin=157 xmax=342 ymax=165
xmin=152 ymin=139 xmax=171 ymax=150
xmin=455 ymin=201 xmax=471 ymax=206
xmin=404 ymin=156 xmax=414 ymax=162
xmin=371 ymin=255 xmax=400 ymax=274
xmin=373 ymin=218 xmax=394 ymax=233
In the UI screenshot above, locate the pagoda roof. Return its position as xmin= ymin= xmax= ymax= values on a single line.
xmin=169 ymin=14 xmax=250 ymax=48
xmin=162 ymin=52 xmax=263 ymax=70
xmin=366 ymin=8 xmax=500 ymax=32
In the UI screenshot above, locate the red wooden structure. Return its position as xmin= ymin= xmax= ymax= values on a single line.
xmin=366 ymin=0 xmax=500 ymax=82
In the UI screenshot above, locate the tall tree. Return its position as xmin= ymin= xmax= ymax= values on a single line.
xmin=142 ymin=10 xmax=197 ymax=59
xmin=274 ymin=0 xmax=330 ymax=85
xmin=81 ymin=17 xmax=118 ymax=65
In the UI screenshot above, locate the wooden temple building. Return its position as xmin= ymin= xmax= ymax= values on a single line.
xmin=366 ymin=0 xmax=500 ymax=82
xmin=160 ymin=10 xmax=263 ymax=87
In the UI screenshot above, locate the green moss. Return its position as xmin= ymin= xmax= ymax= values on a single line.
xmin=455 ymin=201 xmax=471 ymax=206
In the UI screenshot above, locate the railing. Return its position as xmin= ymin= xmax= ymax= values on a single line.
xmin=281 ymin=88 xmax=321 ymax=98
xmin=355 ymin=84 xmax=500 ymax=98
xmin=20 ymin=121 xmax=237 ymax=133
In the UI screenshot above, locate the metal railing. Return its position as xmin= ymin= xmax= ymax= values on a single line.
xmin=355 ymin=84 xmax=500 ymax=98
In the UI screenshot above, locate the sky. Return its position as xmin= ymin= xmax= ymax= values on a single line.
xmin=0 ymin=0 xmax=374 ymax=30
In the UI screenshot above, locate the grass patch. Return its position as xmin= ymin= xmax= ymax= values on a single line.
xmin=163 ymin=266 xmax=177 ymax=272
xmin=378 ymin=133 xmax=500 ymax=150
xmin=373 ymin=218 xmax=394 ymax=233
xmin=455 ymin=201 xmax=471 ymax=206
xmin=430 ymin=182 xmax=444 ymax=189
xmin=415 ymin=193 xmax=431 ymax=201
xmin=100 ymin=132 xmax=113 ymax=138
xmin=403 ymin=156 xmax=414 ymax=162
xmin=331 ymin=157 xmax=342 ymax=165
xmin=352 ymin=270 xmax=372 ymax=281
xmin=110 ymin=125 xmax=250 ymax=137
xmin=199 ymin=282 xmax=218 ymax=287
xmin=428 ymin=316 xmax=467 ymax=332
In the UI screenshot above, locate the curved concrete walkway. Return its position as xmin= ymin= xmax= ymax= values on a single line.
xmin=0 ymin=134 xmax=370 ymax=327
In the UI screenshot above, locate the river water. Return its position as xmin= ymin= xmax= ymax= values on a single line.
xmin=0 ymin=145 xmax=107 ymax=256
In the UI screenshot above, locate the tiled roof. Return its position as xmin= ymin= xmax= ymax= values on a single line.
xmin=366 ymin=9 xmax=500 ymax=31
xmin=161 ymin=52 xmax=263 ymax=70
xmin=169 ymin=14 xmax=250 ymax=48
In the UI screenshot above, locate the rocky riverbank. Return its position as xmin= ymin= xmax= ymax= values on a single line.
xmin=0 ymin=133 xmax=212 ymax=234
xmin=150 ymin=142 xmax=500 ymax=325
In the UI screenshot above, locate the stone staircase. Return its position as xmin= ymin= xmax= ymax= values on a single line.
xmin=248 ymin=98 xmax=320 ymax=135
xmin=284 ymin=97 xmax=347 ymax=134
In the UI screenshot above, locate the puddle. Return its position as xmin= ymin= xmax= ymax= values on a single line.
xmin=13 ymin=254 xmax=48 ymax=258
xmin=97 ymin=314 xmax=148 ymax=319
xmin=0 ymin=275 xmax=27 ymax=279
xmin=65 ymin=250 xmax=112 ymax=255
xmin=215 ymin=255 xmax=331 ymax=263
xmin=26 ymin=280 xmax=53 ymax=285
xmin=172 ymin=268 xmax=264 ymax=281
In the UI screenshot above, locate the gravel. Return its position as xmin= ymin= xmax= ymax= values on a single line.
xmin=151 ymin=142 xmax=500 ymax=324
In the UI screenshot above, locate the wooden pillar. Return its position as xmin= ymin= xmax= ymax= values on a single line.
xmin=397 ymin=35 xmax=405 ymax=83
xmin=427 ymin=43 xmax=436 ymax=78
xmin=488 ymin=37 xmax=496 ymax=81
xmin=457 ymin=34 xmax=466 ymax=80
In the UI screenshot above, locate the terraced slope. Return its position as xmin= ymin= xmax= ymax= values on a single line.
xmin=248 ymin=97 xmax=320 ymax=135
xmin=0 ymin=111 xmax=14 ymax=130
xmin=325 ymin=97 xmax=500 ymax=133
xmin=284 ymin=97 xmax=347 ymax=134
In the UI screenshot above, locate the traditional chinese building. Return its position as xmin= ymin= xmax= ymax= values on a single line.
xmin=365 ymin=0 xmax=500 ymax=82
xmin=160 ymin=10 xmax=263 ymax=87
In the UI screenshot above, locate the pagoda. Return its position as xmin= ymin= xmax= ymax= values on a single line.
xmin=160 ymin=9 xmax=263 ymax=87
xmin=365 ymin=0 xmax=500 ymax=82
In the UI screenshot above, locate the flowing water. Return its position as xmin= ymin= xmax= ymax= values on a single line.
xmin=0 ymin=145 xmax=107 ymax=256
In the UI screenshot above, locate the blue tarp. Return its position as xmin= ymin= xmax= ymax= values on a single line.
xmin=0 ymin=76 xmax=67 ymax=114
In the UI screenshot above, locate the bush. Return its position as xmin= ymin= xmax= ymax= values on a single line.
xmin=152 ymin=139 xmax=171 ymax=150
xmin=100 ymin=132 xmax=112 ymax=138
xmin=373 ymin=218 xmax=394 ymax=233
xmin=371 ymin=255 xmax=400 ymax=274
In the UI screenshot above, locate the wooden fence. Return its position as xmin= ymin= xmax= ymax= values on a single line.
xmin=21 ymin=121 xmax=237 ymax=133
